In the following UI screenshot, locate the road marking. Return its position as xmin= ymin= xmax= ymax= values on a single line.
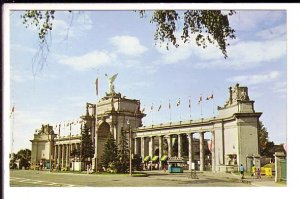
xmin=10 ymin=177 xmax=80 ymax=187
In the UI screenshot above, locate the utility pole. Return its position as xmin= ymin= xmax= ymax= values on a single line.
xmin=127 ymin=120 xmax=132 ymax=176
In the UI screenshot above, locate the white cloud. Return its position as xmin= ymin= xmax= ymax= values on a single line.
xmin=58 ymin=50 xmax=116 ymax=71
xmin=110 ymin=35 xmax=148 ymax=56
xmin=256 ymin=24 xmax=286 ymax=40
xmin=229 ymin=11 xmax=285 ymax=31
xmin=273 ymin=81 xmax=287 ymax=98
xmin=194 ymin=39 xmax=286 ymax=70
xmin=226 ymin=71 xmax=280 ymax=85
xmin=52 ymin=12 xmax=93 ymax=39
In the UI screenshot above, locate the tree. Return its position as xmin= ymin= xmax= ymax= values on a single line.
xmin=101 ymin=133 xmax=118 ymax=170
xmin=20 ymin=10 xmax=236 ymax=72
xmin=10 ymin=149 xmax=31 ymax=169
xmin=80 ymin=124 xmax=94 ymax=163
xmin=258 ymin=121 xmax=269 ymax=154
xmin=258 ymin=121 xmax=285 ymax=158
xmin=117 ymin=130 xmax=130 ymax=173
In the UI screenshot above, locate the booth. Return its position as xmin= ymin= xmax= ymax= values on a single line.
xmin=167 ymin=157 xmax=185 ymax=173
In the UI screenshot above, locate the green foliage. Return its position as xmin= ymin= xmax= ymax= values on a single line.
xmin=21 ymin=10 xmax=236 ymax=61
xmin=10 ymin=149 xmax=31 ymax=169
xmin=16 ymin=148 xmax=31 ymax=160
xmin=21 ymin=10 xmax=56 ymax=43
xmin=80 ymin=124 xmax=94 ymax=162
xmin=139 ymin=10 xmax=236 ymax=58
xmin=117 ymin=130 xmax=129 ymax=173
xmin=101 ymin=133 xmax=118 ymax=169
xmin=132 ymin=154 xmax=142 ymax=171
xmin=258 ymin=121 xmax=285 ymax=157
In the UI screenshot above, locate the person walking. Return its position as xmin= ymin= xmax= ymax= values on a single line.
xmin=240 ymin=164 xmax=245 ymax=179
xmin=256 ymin=168 xmax=261 ymax=179
xmin=251 ymin=164 xmax=256 ymax=177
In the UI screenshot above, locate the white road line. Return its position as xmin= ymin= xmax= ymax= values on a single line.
xmin=10 ymin=177 xmax=80 ymax=187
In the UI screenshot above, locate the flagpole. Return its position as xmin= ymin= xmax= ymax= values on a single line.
xmin=94 ymin=69 xmax=99 ymax=172
xmin=11 ymin=106 xmax=15 ymax=155
xmin=212 ymin=91 xmax=214 ymax=115
xmin=169 ymin=99 xmax=171 ymax=122
xmin=189 ymin=96 xmax=191 ymax=120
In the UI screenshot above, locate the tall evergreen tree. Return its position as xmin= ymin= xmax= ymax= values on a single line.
xmin=80 ymin=124 xmax=94 ymax=162
xmin=101 ymin=133 xmax=118 ymax=169
xmin=117 ymin=130 xmax=130 ymax=173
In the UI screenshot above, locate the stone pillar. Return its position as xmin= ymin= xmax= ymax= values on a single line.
xmin=188 ymin=133 xmax=194 ymax=170
xmin=199 ymin=132 xmax=204 ymax=171
xmin=58 ymin=145 xmax=61 ymax=167
xmin=54 ymin=145 xmax=57 ymax=164
xmin=167 ymin=135 xmax=172 ymax=158
xmin=253 ymin=154 xmax=261 ymax=169
xmin=178 ymin=134 xmax=182 ymax=158
xmin=274 ymin=152 xmax=286 ymax=182
xmin=66 ymin=145 xmax=69 ymax=168
xmin=158 ymin=136 xmax=164 ymax=169
xmin=211 ymin=132 xmax=216 ymax=172
xmin=149 ymin=136 xmax=155 ymax=158
xmin=61 ymin=145 xmax=65 ymax=167
xmin=134 ymin=138 xmax=139 ymax=155
xmin=141 ymin=137 xmax=146 ymax=160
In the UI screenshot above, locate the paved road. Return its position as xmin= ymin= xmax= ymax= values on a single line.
xmin=10 ymin=170 xmax=252 ymax=187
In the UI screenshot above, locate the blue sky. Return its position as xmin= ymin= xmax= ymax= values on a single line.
xmin=8 ymin=9 xmax=287 ymax=153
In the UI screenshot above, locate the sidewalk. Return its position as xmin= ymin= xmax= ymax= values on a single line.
xmin=230 ymin=172 xmax=286 ymax=187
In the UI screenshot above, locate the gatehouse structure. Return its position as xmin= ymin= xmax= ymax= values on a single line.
xmin=31 ymin=81 xmax=262 ymax=172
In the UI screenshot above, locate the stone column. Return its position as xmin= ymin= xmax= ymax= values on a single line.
xmin=274 ymin=152 xmax=286 ymax=182
xmin=167 ymin=135 xmax=172 ymax=158
xmin=61 ymin=145 xmax=65 ymax=167
xmin=66 ymin=145 xmax=69 ymax=168
xmin=134 ymin=138 xmax=139 ymax=155
xmin=149 ymin=136 xmax=155 ymax=158
xmin=141 ymin=137 xmax=146 ymax=160
xmin=199 ymin=132 xmax=205 ymax=171
xmin=188 ymin=133 xmax=194 ymax=170
xmin=158 ymin=136 xmax=164 ymax=169
xmin=211 ymin=131 xmax=216 ymax=172
xmin=54 ymin=145 xmax=57 ymax=164
xmin=178 ymin=134 xmax=182 ymax=158
xmin=58 ymin=145 xmax=61 ymax=167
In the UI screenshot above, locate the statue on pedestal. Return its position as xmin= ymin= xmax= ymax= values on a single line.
xmin=105 ymin=73 xmax=118 ymax=94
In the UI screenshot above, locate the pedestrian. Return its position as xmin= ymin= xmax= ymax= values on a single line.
xmin=240 ymin=164 xmax=244 ymax=179
xmin=251 ymin=164 xmax=256 ymax=177
xmin=256 ymin=168 xmax=261 ymax=179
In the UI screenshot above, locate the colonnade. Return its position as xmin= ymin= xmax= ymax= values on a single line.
xmin=53 ymin=142 xmax=81 ymax=168
xmin=133 ymin=131 xmax=215 ymax=171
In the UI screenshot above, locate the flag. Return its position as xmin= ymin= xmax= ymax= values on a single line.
xmin=176 ymin=98 xmax=181 ymax=107
xmin=158 ymin=104 xmax=162 ymax=112
xmin=95 ymin=77 xmax=99 ymax=96
xmin=206 ymin=94 xmax=213 ymax=100
xmin=169 ymin=99 xmax=171 ymax=109
xmin=150 ymin=104 xmax=153 ymax=112
xmin=189 ymin=98 xmax=191 ymax=108
xmin=10 ymin=106 xmax=15 ymax=118
xmin=198 ymin=96 xmax=202 ymax=104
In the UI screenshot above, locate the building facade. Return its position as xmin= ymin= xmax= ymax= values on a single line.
xmin=31 ymin=83 xmax=262 ymax=172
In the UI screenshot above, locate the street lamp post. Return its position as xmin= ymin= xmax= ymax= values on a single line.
xmin=129 ymin=125 xmax=132 ymax=176
xmin=127 ymin=120 xmax=132 ymax=176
